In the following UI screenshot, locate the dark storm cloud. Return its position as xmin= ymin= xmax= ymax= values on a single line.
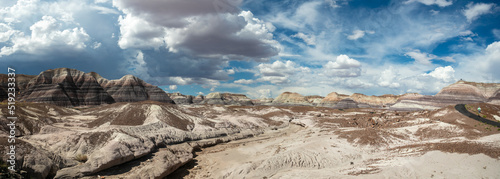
xmin=114 ymin=0 xmax=280 ymax=59
xmin=114 ymin=0 xmax=241 ymax=28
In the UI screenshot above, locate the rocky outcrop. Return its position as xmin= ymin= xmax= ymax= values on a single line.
xmin=318 ymin=92 xmax=349 ymax=107
xmin=389 ymin=95 xmax=441 ymax=111
xmin=19 ymin=68 xmax=115 ymax=106
xmin=335 ymin=98 xmax=358 ymax=109
xmin=202 ymin=92 xmax=253 ymax=105
xmin=14 ymin=68 xmax=172 ymax=106
xmin=221 ymin=93 xmax=254 ymax=105
xmin=168 ymin=93 xmax=194 ymax=104
xmin=98 ymin=75 xmax=173 ymax=103
xmin=305 ymin=95 xmax=324 ymax=106
xmin=0 ymin=137 xmax=78 ymax=178
xmin=319 ymin=92 xmax=399 ymax=108
xmin=0 ymin=101 xmax=290 ymax=178
xmin=252 ymin=98 xmax=274 ymax=106
xmin=193 ymin=95 xmax=205 ymax=104
xmin=272 ymin=92 xmax=312 ymax=106
xmin=434 ymin=81 xmax=488 ymax=103
xmin=391 ymin=81 xmax=500 ymax=110
xmin=488 ymin=89 xmax=500 ymax=105
xmin=203 ymin=92 xmax=225 ymax=105
xmin=350 ymin=93 xmax=399 ymax=107
xmin=0 ymin=74 xmax=36 ymax=102
xmin=432 ymin=80 xmax=500 ymax=105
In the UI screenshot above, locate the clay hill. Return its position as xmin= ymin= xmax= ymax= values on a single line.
xmin=0 ymin=68 xmax=173 ymax=106
xmin=391 ymin=80 xmax=500 ymax=110
xmin=268 ymin=80 xmax=500 ymax=110
xmin=167 ymin=92 xmax=254 ymax=105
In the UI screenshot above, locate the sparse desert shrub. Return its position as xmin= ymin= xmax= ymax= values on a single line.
xmin=74 ymin=154 xmax=88 ymax=163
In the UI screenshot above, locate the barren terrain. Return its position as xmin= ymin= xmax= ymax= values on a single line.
xmin=167 ymin=105 xmax=500 ymax=179
xmin=1 ymin=102 xmax=500 ymax=178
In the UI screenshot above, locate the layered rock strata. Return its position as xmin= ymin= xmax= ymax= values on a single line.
xmin=252 ymin=98 xmax=274 ymax=105
xmin=272 ymin=92 xmax=312 ymax=106
xmin=391 ymin=80 xmax=500 ymax=110
xmin=19 ymin=68 xmax=115 ymax=106
xmin=193 ymin=95 xmax=205 ymax=104
xmin=168 ymin=93 xmax=194 ymax=104
xmin=98 ymin=74 xmax=173 ymax=103
xmin=202 ymin=92 xmax=254 ymax=105
xmin=13 ymin=68 xmax=172 ymax=106
xmin=0 ymin=74 xmax=35 ymax=102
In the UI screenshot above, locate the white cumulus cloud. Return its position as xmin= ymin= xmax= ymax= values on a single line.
xmin=256 ymin=60 xmax=310 ymax=84
xmin=425 ymin=66 xmax=455 ymax=82
xmin=378 ymin=66 xmax=401 ymax=88
xmin=323 ymin=55 xmax=362 ymax=77
xmin=169 ymin=85 xmax=178 ymax=90
xmin=0 ymin=16 xmax=90 ymax=57
xmin=463 ymin=2 xmax=495 ymax=22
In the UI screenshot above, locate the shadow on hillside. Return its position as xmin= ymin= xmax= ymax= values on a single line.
xmin=455 ymin=104 xmax=500 ymax=127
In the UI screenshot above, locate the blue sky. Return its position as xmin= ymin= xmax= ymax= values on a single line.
xmin=1 ymin=0 xmax=499 ymax=98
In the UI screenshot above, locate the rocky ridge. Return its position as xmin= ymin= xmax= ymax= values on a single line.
xmin=201 ymin=92 xmax=254 ymax=105
xmin=168 ymin=92 xmax=194 ymax=105
xmin=0 ymin=68 xmax=173 ymax=106
xmin=0 ymin=101 xmax=292 ymax=178
xmin=391 ymin=80 xmax=500 ymax=110
xmin=19 ymin=68 xmax=115 ymax=106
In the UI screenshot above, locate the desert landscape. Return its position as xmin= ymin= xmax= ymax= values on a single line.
xmin=2 ymin=0 xmax=500 ymax=178
xmin=0 ymin=68 xmax=499 ymax=179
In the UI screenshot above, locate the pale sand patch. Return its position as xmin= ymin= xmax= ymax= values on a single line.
xmin=48 ymin=107 xmax=59 ymax=116
xmin=215 ymin=114 xmax=268 ymax=128
xmin=493 ymin=115 xmax=500 ymax=121
xmin=212 ymin=106 xmax=226 ymax=112
xmin=143 ymin=105 xmax=161 ymax=125
xmin=370 ymin=151 xmax=500 ymax=179
xmin=179 ymin=123 xmax=500 ymax=179
xmin=343 ymin=112 xmax=367 ymax=116
xmin=432 ymin=108 xmax=450 ymax=117
xmin=244 ymin=107 xmax=282 ymax=115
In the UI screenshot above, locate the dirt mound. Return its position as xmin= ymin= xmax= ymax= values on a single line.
xmin=0 ymin=102 xmax=77 ymax=136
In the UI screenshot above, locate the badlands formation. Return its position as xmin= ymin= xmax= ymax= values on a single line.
xmin=0 ymin=68 xmax=499 ymax=179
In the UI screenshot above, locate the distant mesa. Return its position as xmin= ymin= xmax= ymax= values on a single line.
xmin=270 ymin=80 xmax=500 ymax=110
xmin=168 ymin=92 xmax=194 ymax=105
xmin=391 ymin=80 xmax=500 ymax=110
xmin=193 ymin=94 xmax=205 ymax=104
xmin=252 ymin=98 xmax=274 ymax=105
xmin=201 ymin=92 xmax=254 ymax=106
xmin=272 ymin=92 xmax=312 ymax=106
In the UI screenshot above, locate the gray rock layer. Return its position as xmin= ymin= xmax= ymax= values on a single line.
xmin=12 ymin=68 xmax=173 ymax=106
xmin=19 ymin=68 xmax=115 ymax=106
xmin=168 ymin=93 xmax=194 ymax=104
xmin=202 ymin=92 xmax=254 ymax=105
